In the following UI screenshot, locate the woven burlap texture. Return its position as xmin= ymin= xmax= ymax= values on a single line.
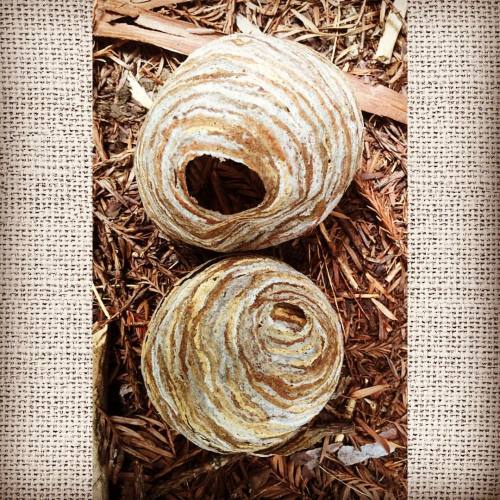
xmin=407 ymin=1 xmax=499 ymax=498
xmin=0 ymin=0 xmax=498 ymax=498
xmin=0 ymin=1 xmax=93 ymax=498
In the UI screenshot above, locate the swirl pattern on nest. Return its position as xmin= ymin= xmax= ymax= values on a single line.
xmin=141 ymin=256 xmax=344 ymax=453
xmin=135 ymin=33 xmax=363 ymax=252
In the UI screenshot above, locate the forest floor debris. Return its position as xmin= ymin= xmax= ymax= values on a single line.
xmin=93 ymin=1 xmax=407 ymax=498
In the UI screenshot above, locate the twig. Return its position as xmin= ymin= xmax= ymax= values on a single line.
xmin=343 ymin=73 xmax=407 ymax=124
xmin=375 ymin=0 xmax=407 ymax=64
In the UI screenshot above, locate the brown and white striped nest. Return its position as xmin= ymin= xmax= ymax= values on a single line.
xmin=141 ymin=256 xmax=344 ymax=454
xmin=135 ymin=33 xmax=363 ymax=252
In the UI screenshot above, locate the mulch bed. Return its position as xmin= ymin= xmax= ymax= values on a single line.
xmin=93 ymin=1 xmax=407 ymax=498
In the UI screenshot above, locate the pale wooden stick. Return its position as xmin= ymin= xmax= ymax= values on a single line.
xmin=132 ymin=0 xmax=192 ymax=8
xmin=343 ymin=73 xmax=407 ymax=124
xmin=375 ymin=0 xmax=407 ymax=64
xmin=95 ymin=20 xmax=206 ymax=55
xmin=93 ymin=324 xmax=109 ymax=500
xmin=127 ymin=71 xmax=153 ymax=109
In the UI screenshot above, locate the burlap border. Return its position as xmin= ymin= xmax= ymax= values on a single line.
xmin=408 ymin=1 xmax=499 ymax=498
xmin=0 ymin=1 xmax=93 ymax=498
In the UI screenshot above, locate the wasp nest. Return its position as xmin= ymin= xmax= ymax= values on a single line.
xmin=141 ymin=256 xmax=344 ymax=453
xmin=135 ymin=33 xmax=363 ymax=252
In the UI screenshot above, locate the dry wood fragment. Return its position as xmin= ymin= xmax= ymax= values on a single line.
xmin=235 ymin=12 xmax=262 ymax=35
xmin=94 ymin=20 xmax=210 ymax=55
xmin=267 ymin=422 xmax=355 ymax=456
xmin=375 ymin=0 xmax=407 ymax=64
xmin=93 ymin=324 xmax=109 ymax=500
xmin=356 ymin=417 xmax=391 ymax=453
xmin=350 ymin=384 xmax=390 ymax=399
xmin=371 ymin=297 xmax=398 ymax=320
xmin=343 ymin=73 xmax=407 ymax=124
xmin=132 ymin=0 xmax=192 ymax=9
xmin=126 ymin=72 xmax=153 ymax=109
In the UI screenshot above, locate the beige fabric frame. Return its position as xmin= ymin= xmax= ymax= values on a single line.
xmin=408 ymin=1 xmax=499 ymax=498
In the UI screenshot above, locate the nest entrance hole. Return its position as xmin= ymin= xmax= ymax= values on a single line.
xmin=271 ymin=303 xmax=307 ymax=331
xmin=185 ymin=155 xmax=266 ymax=215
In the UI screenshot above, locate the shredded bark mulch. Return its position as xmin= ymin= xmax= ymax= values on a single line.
xmin=93 ymin=1 xmax=407 ymax=498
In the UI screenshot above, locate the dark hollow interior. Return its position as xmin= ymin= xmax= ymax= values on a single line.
xmin=271 ymin=303 xmax=307 ymax=330
xmin=185 ymin=155 xmax=266 ymax=215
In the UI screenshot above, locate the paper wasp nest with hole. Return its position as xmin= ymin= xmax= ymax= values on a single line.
xmin=135 ymin=33 xmax=363 ymax=252
xmin=141 ymin=256 xmax=344 ymax=453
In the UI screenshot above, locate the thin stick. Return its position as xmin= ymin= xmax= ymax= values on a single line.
xmin=375 ymin=0 xmax=407 ymax=64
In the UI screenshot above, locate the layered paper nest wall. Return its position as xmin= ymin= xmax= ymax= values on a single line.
xmin=0 ymin=0 xmax=498 ymax=499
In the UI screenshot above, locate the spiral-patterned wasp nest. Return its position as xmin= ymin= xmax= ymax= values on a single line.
xmin=141 ymin=256 xmax=344 ymax=454
xmin=135 ymin=33 xmax=363 ymax=252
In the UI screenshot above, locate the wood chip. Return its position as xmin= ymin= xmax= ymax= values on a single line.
xmin=337 ymin=441 xmax=396 ymax=466
xmin=350 ymin=384 xmax=390 ymax=399
xmin=236 ymin=13 xmax=261 ymax=34
xmin=370 ymin=297 xmax=397 ymax=321
xmin=375 ymin=0 xmax=407 ymax=64
xmin=127 ymin=72 xmax=153 ymax=109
